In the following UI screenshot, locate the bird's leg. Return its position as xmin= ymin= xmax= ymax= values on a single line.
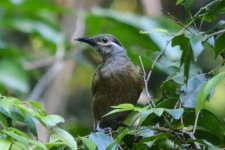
xmin=95 ymin=121 xmax=114 ymax=136
xmin=95 ymin=121 xmax=105 ymax=132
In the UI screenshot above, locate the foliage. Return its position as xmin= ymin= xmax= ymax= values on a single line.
xmin=0 ymin=0 xmax=225 ymax=150
xmin=0 ymin=95 xmax=77 ymax=149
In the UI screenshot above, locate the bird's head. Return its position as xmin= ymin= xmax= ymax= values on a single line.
xmin=75 ymin=34 xmax=126 ymax=59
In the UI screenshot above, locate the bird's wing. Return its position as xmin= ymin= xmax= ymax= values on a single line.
xmin=92 ymin=65 xmax=101 ymax=96
xmin=137 ymin=66 xmax=144 ymax=95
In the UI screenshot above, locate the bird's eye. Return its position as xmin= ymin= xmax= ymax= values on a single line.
xmin=102 ymin=38 xmax=108 ymax=43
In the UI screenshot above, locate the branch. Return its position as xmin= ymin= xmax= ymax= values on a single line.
xmin=139 ymin=56 xmax=154 ymax=107
xmin=192 ymin=111 xmax=200 ymax=135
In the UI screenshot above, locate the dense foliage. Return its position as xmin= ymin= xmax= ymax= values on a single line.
xmin=0 ymin=0 xmax=225 ymax=149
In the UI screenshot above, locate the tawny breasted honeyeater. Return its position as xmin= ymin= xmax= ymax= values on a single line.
xmin=76 ymin=34 xmax=144 ymax=131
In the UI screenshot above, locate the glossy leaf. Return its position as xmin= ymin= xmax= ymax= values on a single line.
xmin=196 ymin=72 xmax=225 ymax=112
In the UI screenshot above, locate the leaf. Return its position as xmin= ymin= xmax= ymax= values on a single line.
xmin=25 ymin=114 xmax=37 ymax=137
xmin=4 ymin=130 xmax=29 ymax=149
xmin=172 ymin=34 xmax=194 ymax=82
xmin=176 ymin=0 xmax=183 ymax=5
xmin=89 ymin=132 xmax=116 ymax=150
xmin=0 ymin=139 xmax=11 ymax=150
xmin=189 ymin=34 xmax=204 ymax=61
xmin=139 ymin=108 xmax=164 ymax=125
xmin=42 ymin=115 xmax=65 ymax=127
xmin=180 ymin=74 xmax=206 ymax=108
xmin=214 ymin=33 xmax=225 ymax=57
xmin=165 ymin=108 xmax=184 ymax=120
xmin=103 ymin=103 xmax=134 ymax=117
xmin=138 ymin=127 xmax=154 ymax=137
xmin=196 ymin=72 xmax=225 ymax=112
xmin=81 ymin=137 xmax=96 ymax=150
xmin=52 ymin=127 xmax=77 ymax=150
xmin=0 ymin=97 xmax=20 ymax=115
xmin=106 ymin=129 xmax=129 ymax=150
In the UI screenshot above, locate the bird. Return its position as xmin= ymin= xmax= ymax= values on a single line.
xmin=75 ymin=34 xmax=144 ymax=131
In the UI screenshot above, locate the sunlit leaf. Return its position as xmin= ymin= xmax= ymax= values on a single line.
xmin=0 ymin=139 xmax=11 ymax=150
xmin=103 ymin=103 xmax=134 ymax=117
xmin=196 ymin=72 xmax=225 ymax=112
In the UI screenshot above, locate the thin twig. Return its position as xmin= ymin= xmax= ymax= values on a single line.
xmin=192 ymin=111 xmax=200 ymax=135
xmin=146 ymin=41 xmax=170 ymax=82
xmin=183 ymin=131 xmax=201 ymax=149
xmin=139 ymin=56 xmax=154 ymax=107
xmin=188 ymin=11 xmax=198 ymax=31
xmin=162 ymin=8 xmax=192 ymax=33
xmin=207 ymin=28 xmax=225 ymax=37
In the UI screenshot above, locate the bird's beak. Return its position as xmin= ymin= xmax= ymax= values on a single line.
xmin=75 ymin=37 xmax=97 ymax=46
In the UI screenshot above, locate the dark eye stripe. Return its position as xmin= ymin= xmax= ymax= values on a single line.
xmin=112 ymin=38 xmax=122 ymax=47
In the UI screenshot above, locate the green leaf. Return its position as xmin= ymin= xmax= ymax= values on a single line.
xmin=0 ymin=113 xmax=8 ymax=127
xmin=111 ymin=103 xmax=134 ymax=109
xmin=103 ymin=103 xmax=134 ymax=117
xmin=165 ymin=108 xmax=184 ymax=119
xmin=0 ymin=139 xmax=11 ymax=150
xmin=106 ymin=129 xmax=129 ymax=150
xmin=214 ymin=33 xmax=225 ymax=57
xmin=0 ymin=97 xmax=20 ymax=115
xmin=52 ymin=127 xmax=77 ymax=150
xmin=81 ymin=137 xmax=96 ymax=150
xmin=196 ymin=72 xmax=225 ymax=112
xmin=4 ymin=130 xmax=29 ymax=149
xmin=25 ymin=114 xmax=37 ymax=137
xmin=139 ymin=108 xmax=164 ymax=125
xmin=172 ymin=34 xmax=193 ymax=82
xmin=89 ymin=132 xmax=116 ymax=150
xmin=42 ymin=115 xmax=65 ymax=127
xmin=176 ymin=0 xmax=184 ymax=5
